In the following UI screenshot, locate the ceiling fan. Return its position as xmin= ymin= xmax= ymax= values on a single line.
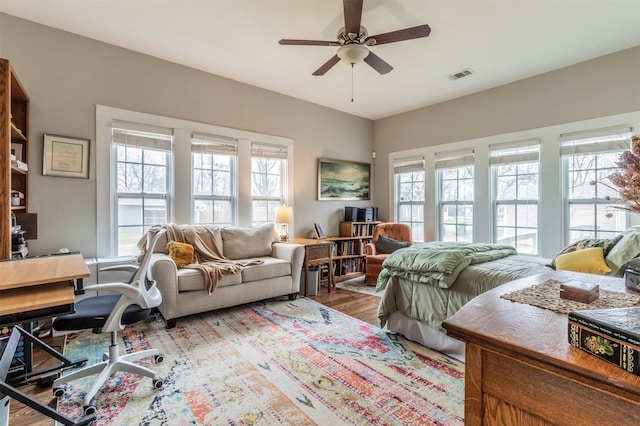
xmin=279 ymin=0 xmax=431 ymax=76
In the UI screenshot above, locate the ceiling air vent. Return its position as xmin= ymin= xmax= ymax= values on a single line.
xmin=448 ymin=68 xmax=474 ymax=81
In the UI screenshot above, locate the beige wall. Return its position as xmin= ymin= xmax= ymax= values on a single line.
xmin=373 ymin=46 xmax=640 ymax=221
xmin=0 ymin=13 xmax=374 ymax=257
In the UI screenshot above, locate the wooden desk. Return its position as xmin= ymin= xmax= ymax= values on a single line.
xmin=0 ymin=253 xmax=89 ymax=326
xmin=443 ymin=271 xmax=640 ymax=426
xmin=0 ymin=253 xmax=94 ymax=425
xmin=289 ymin=238 xmax=334 ymax=296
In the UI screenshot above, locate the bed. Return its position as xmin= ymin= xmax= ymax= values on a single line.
xmin=375 ymin=229 xmax=640 ymax=361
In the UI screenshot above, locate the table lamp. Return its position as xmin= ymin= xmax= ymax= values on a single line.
xmin=275 ymin=206 xmax=293 ymax=242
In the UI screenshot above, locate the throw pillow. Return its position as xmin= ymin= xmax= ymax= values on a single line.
xmin=375 ymin=235 xmax=410 ymax=254
xmin=605 ymin=225 xmax=640 ymax=276
xmin=166 ymin=241 xmax=195 ymax=268
xmin=547 ymin=238 xmax=613 ymax=270
xmin=221 ymin=223 xmax=278 ymax=260
xmin=555 ymin=247 xmax=611 ymax=274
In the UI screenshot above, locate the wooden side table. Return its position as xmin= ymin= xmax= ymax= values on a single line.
xmin=443 ymin=271 xmax=640 ymax=426
xmin=288 ymin=238 xmax=334 ymax=296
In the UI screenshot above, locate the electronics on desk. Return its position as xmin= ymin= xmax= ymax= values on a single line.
xmin=11 ymin=226 xmax=28 ymax=259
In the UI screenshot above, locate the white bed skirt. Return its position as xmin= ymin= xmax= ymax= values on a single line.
xmin=384 ymin=311 xmax=466 ymax=362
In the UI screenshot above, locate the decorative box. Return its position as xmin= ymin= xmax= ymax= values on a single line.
xmin=625 ymin=259 xmax=640 ymax=292
xmin=559 ymin=280 xmax=599 ymax=304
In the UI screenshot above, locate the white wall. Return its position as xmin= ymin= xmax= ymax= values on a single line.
xmin=0 ymin=13 xmax=374 ymax=257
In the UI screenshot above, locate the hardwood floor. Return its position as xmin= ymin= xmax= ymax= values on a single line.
xmin=7 ymin=288 xmax=381 ymax=425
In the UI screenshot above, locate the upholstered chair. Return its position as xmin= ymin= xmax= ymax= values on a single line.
xmin=364 ymin=223 xmax=413 ymax=285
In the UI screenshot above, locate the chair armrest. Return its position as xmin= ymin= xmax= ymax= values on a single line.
xmin=364 ymin=242 xmax=377 ymax=256
xmin=83 ymin=282 xmax=141 ymax=299
xmin=99 ymin=264 xmax=139 ymax=274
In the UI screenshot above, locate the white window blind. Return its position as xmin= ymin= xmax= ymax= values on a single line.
xmin=435 ymin=150 xmax=474 ymax=170
xmin=251 ymin=142 xmax=288 ymax=159
xmin=560 ymin=126 xmax=633 ymax=156
xmin=393 ymin=156 xmax=425 ymax=173
xmin=191 ymin=133 xmax=238 ymax=155
xmin=489 ymin=140 xmax=540 ymax=166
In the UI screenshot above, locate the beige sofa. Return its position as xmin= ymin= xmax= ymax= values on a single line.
xmin=148 ymin=223 xmax=305 ymax=328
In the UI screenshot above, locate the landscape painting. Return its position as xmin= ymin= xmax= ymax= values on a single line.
xmin=318 ymin=158 xmax=370 ymax=200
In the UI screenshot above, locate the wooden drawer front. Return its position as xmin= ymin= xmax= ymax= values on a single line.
xmin=306 ymin=245 xmax=330 ymax=261
xmin=482 ymin=351 xmax=640 ymax=425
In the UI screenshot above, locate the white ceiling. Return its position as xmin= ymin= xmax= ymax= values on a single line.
xmin=1 ymin=0 xmax=639 ymax=120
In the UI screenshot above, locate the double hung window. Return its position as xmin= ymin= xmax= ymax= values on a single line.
xmin=112 ymin=126 xmax=173 ymax=255
xmin=251 ymin=142 xmax=288 ymax=225
xmin=490 ymin=142 xmax=540 ymax=254
xmin=561 ymin=127 xmax=632 ymax=242
xmin=191 ymin=133 xmax=237 ymax=226
xmin=436 ymin=150 xmax=474 ymax=242
xmin=394 ymin=156 xmax=425 ymax=242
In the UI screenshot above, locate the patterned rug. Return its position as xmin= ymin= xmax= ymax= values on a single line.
xmin=335 ymin=276 xmax=382 ymax=297
xmin=58 ymin=297 xmax=463 ymax=425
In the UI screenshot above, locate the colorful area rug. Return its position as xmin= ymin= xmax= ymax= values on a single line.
xmin=59 ymin=297 xmax=463 ymax=425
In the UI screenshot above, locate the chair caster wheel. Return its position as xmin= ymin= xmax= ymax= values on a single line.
xmin=83 ymin=404 xmax=97 ymax=416
xmin=102 ymin=353 xmax=109 ymax=361
xmin=152 ymin=378 xmax=164 ymax=389
xmin=53 ymin=385 xmax=66 ymax=398
xmin=154 ymin=353 xmax=164 ymax=363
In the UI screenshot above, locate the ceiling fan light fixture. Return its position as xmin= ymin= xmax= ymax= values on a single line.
xmin=337 ymin=44 xmax=369 ymax=65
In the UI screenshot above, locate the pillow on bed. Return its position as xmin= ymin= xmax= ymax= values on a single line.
xmin=555 ymin=247 xmax=611 ymax=274
xmin=605 ymin=226 xmax=640 ymax=276
xmin=167 ymin=241 xmax=195 ymax=268
xmin=547 ymin=238 xmax=615 ymax=270
xmin=376 ymin=235 xmax=410 ymax=254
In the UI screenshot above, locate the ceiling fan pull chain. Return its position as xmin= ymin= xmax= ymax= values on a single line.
xmin=351 ymin=63 xmax=355 ymax=102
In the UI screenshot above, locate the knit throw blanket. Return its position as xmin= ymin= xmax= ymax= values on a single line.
xmin=140 ymin=224 xmax=263 ymax=294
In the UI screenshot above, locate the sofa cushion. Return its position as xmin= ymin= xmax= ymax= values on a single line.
xmin=177 ymin=268 xmax=242 ymax=292
xmin=241 ymin=256 xmax=291 ymax=283
xmin=222 ymin=223 xmax=278 ymax=260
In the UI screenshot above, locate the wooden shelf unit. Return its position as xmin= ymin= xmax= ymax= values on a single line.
xmin=326 ymin=221 xmax=381 ymax=283
xmin=1 ymin=58 xmax=31 ymax=259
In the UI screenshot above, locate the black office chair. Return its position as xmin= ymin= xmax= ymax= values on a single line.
xmin=52 ymin=229 xmax=166 ymax=415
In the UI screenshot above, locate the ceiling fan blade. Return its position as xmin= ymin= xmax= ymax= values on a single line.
xmin=367 ymin=24 xmax=431 ymax=45
xmin=279 ymin=39 xmax=336 ymax=46
xmin=312 ymin=55 xmax=341 ymax=76
xmin=363 ymin=51 xmax=393 ymax=75
xmin=343 ymin=0 xmax=363 ymax=35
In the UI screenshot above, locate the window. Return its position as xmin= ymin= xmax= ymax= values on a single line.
xmin=394 ymin=156 xmax=425 ymax=242
xmin=436 ymin=151 xmax=474 ymax=242
xmin=191 ymin=133 xmax=237 ymax=226
xmin=491 ymin=142 xmax=540 ymax=254
xmin=561 ymin=128 xmax=632 ymax=242
xmin=251 ymin=142 xmax=288 ymax=225
xmin=112 ymin=126 xmax=173 ymax=255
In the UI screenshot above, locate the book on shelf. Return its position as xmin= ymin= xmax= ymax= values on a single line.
xmin=568 ymin=307 xmax=640 ymax=376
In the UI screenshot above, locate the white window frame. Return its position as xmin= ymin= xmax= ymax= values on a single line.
xmin=191 ymin=133 xmax=238 ymax=227
xmin=561 ymin=127 xmax=632 ymax=243
xmin=251 ymin=142 xmax=288 ymax=225
xmin=96 ymin=105 xmax=294 ymax=257
xmin=436 ymin=150 xmax=474 ymax=242
xmin=393 ymin=156 xmax=426 ymax=242
xmin=490 ymin=141 xmax=541 ymax=255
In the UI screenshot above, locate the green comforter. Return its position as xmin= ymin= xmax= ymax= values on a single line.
xmin=377 ymin=241 xmax=517 ymax=290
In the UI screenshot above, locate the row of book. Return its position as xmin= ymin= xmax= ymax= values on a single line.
xmin=332 ymin=239 xmax=371 ymax=257
xmin=568 ymin=306 xmax=640 ymax=376
xmin=335 ymin=257 xmax=365 ymax=276
xmin=349 ymin=224 xmax=378 ymax=237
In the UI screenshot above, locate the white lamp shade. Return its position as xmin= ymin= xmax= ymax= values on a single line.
xmin=337 ymin=44 xmax=369 ymax=65
xmin=275 ymin=206 xmax=293 ymax=224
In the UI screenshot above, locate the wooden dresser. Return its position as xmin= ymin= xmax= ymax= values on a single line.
xmin=443 ymin=271 xmax=640 ymax=425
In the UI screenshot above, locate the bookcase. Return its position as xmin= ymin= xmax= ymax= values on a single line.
xmin=326 ymin=221 xmax=380 ymax=282
xmin=0 ymin=58 xmax=33 ymax=259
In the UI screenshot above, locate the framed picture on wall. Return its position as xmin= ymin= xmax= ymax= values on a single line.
xmin=318 ymin=158 xmax=370 ymax=201
xmin=43 ymin=134 xmax=90 ymax=179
